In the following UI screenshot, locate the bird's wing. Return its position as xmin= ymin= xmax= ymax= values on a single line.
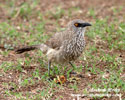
xmin=46 ymin=31 xmax=64 ymax=49
xmin=46 ymin=30 xmax=72 ymax=50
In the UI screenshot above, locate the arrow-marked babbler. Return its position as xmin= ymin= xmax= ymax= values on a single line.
xmin=15 ymin=19 xmax=91 ymax=76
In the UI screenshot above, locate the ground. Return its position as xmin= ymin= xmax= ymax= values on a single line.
xmin=0 ymin=0 xmax=125 ymax=100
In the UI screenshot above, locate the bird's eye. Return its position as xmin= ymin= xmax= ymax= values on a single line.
xmin=74 ymin=23 xmax=79 ymax=27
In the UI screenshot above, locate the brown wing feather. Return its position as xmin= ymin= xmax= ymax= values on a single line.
xmin=46 ymin=29 xmax=73 ymax=49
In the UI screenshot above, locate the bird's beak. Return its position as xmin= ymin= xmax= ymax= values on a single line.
xmin=81 ymin=22 xmax=92 ymax=27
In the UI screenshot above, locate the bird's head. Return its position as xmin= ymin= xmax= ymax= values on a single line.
xmin=67 ymin=19 xmax=91 ymax=33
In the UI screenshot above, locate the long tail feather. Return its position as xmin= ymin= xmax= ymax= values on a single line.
xmin=15 ymin=45 xmax=40 ymax=54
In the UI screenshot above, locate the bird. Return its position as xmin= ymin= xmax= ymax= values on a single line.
xmin=15 ymin=19 xmax=91 ymax=76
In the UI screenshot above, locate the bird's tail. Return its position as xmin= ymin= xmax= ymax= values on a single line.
xmin=15 ymin=44 xmax=49 ymax=54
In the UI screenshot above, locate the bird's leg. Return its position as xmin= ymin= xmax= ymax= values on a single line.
xmin=69 ymin=61 xmax=75 ymax=69
xmin=48 ymin=61 xmax=51 ymax=76
xmin=69 ymin=62 xmax=77 ymax=74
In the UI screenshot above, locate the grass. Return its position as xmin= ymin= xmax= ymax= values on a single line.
xmin=0 ymin=0 xmax=125 ymax=100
